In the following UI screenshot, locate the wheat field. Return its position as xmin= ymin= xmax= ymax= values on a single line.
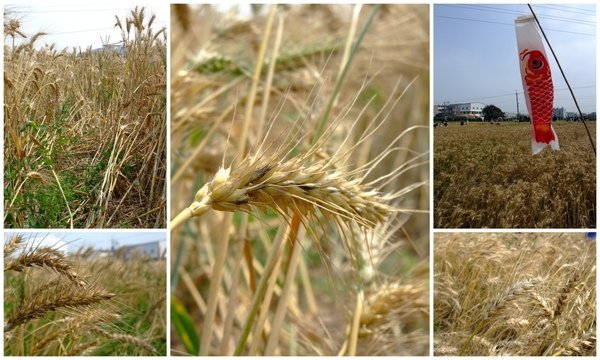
xmin=434 ymin=122 xmax=596 ymax=228
xmin=434 ymin=232 xmax=596 ymax=356
xmin=170 ymin=4 xmax=429 ymax=356
xmin=3 ymin=234 xmax=166 ymax=356
xmin=4 ymin=7 xmax=166 ymax=228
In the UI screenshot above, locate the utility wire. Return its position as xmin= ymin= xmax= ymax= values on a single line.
xmin=51 ymin=27 xmax=115 ymax=35
xmin=44 ymin=21 xmax=167 ymax=35
xmin=527 ymin=4 xmax=596 ymax=155
xmin=10 ymin=7 xmax=137 ymax=14
xmin=445 ymin=4 xmax=595 ymax=26
xmin=442 ymin=85 xmax=596 ymax=104
xmin=536 ymin=4 xmax=596 ymax=15
xmin=435 ymin=15 xmax=595 ymax=37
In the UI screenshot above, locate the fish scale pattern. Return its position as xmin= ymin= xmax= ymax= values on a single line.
xmin=526 ymin=75 xmax=555 ymax=143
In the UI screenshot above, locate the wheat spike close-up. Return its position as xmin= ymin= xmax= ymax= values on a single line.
xmin=170 ymin=4 xmax=429 ymax=356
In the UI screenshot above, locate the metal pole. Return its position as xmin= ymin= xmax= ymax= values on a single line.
xmin=515 ymin=90 xmax=520 ymax=120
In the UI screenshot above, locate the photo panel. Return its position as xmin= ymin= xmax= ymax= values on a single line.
xmin=170 ymin=4 xmax=430 ymax=356
xmin=433 ymin=4 xmax=596 ymax=229
xmin=434 ymin=232 xmax=596 ymax=356
xmin=3 ymin=230 xmax=167 ymax=355
xmin=3 ymin=4 xmax=167 ymax=229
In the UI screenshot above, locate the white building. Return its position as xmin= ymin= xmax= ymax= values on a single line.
xmin=118 ymin=241 xmax=164 ymax=261
xmin=553 ymin=107 xmax=566 ymax=119
xmin=91 ymin=43 xmax=126 ymax=57
xmin=449 ymin=102 xmax=485 ymax=118
xmin=434 ymin=105 xmax=446 ymax=116
xmin=435 ymin=102 xmax=485 ymax=118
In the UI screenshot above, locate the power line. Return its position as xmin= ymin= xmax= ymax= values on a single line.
xmin=40 ymin=21 xmax=167 ymax=35
xmin=434 ymin=15 xmax=595 ymax=37
xmin=555 ymin=85 xmax=596 ymax=91
xmin=535 ymin=4 xmax=596 ymax=16
xmin=52 ymin=27 xmax=114 ymax=35
xmin=10 ymin=7 xmax=139 ymax=14
xmin=446 ymin=4 xmax=595 ymax=26
xmin=440 ymin=85 xmax=596 ymax=104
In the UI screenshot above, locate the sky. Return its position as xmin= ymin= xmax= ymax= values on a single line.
xmin=5 ymin=1 xmax=168 ymax=50
xmin=4 ymin=231 xmax=166 ymax=253
xmin=434 ymin=4 xmax=596 ymax=114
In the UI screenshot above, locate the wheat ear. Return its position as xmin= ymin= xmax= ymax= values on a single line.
xmin=171 ymin=151 xmax=393 ymax=230
xmin=5 ymin=286 xmax=114 ymax=332
xmin=92 ymin=327 xmax=155 ymax=354
xmin=67 ymin=340 xmax=100 ymax=356
xmin=487 ymin=277 xmax=543 ymax=317
xmin=4 ymin=234 xmax=24 ymax=257
xmin=4 ymin=247 xmax=87 ymax=286
xmin=171 ymin=75 xmax=424 ymax=231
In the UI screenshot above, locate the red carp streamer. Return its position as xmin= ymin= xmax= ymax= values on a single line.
xmin=515 ymin=15 xmax=559 ymax=155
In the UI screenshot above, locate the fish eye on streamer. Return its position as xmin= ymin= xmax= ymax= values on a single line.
xmin=531 ymin=57 xmax=543 ymax=70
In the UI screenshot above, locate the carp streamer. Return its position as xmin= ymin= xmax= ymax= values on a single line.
xmin=515 ymin=15 xmax=559 ymax=155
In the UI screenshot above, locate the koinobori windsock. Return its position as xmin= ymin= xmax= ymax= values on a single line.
xmin=515 ymin=15 xmax=559 ymax=155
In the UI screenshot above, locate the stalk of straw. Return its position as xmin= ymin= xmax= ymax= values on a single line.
xmin=199 ymin=6 xmax=278 ymax=355
xmin=264 ymin=222 xmax=304 ymax=355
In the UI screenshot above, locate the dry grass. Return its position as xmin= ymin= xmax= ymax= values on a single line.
xmin=434 ymin=122 xmax=596 ymax=228
xmin=4 ymin=234 xmax=166 ymax=356
xmin=170 ymin=4 xmax=429 ymax=356
xmin=434 ymin=232 xmax=596 ymax=356
xmin=4 ymin=7 xmax=166 ymax=228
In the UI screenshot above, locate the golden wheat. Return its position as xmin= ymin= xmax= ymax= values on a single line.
xmin=434 ymin=122 xmax=595 ymax=228
xmin=5 ymin=284 xmax=114 ymax=332
xmin=4 ymin=234 xmax=166 ymax=355
xmin=5 ymin=247 xmax=87 ymax=286
xmin=435 ymin=232 xmax=596 ymax=356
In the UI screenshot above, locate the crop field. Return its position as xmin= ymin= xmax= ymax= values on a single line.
xmin=434 ymin=232 xmax=596 ymax=356
xmin=4 ymin=7 xmax=166 ymax=228
xmin=170 ymin=4 xmax=429 ymax=356
xmin=4 ymin=234 xmax=167 ymax=356
xmin=434 ymin=121 xmax=596 ymax=228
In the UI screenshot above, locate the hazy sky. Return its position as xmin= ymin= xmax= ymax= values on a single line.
xmin=434 ymin=4 xmax=596 ymax=114
xmin=5 ymin=231 xmax=166 ymax=253
xmin=5 ymin=2 xmax=168 ymax=50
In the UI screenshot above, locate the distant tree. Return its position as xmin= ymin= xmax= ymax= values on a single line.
xmin=482 ymin=105 xmax=505 ymax=121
